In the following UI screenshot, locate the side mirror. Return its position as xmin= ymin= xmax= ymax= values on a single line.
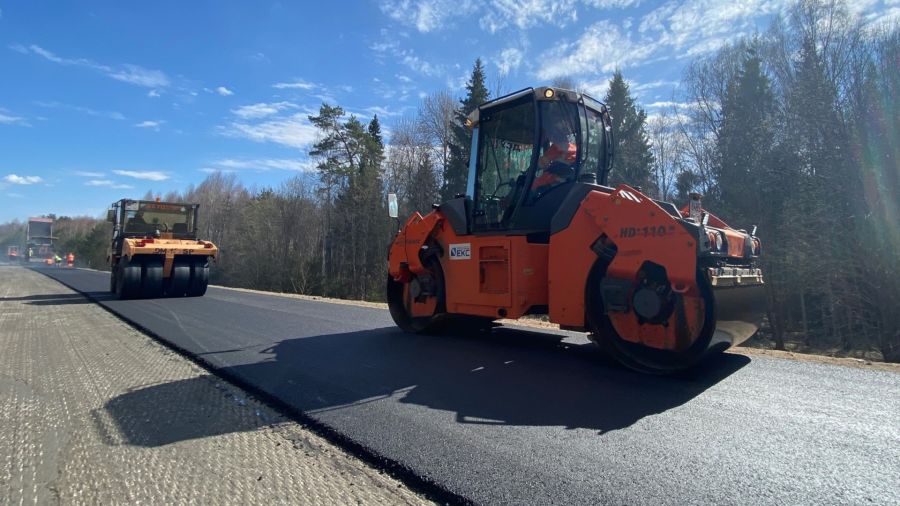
xmin=388 ymin=193 xmax=398 ymax=219
xmin=106 ymin=209 xmax=116 ymax=223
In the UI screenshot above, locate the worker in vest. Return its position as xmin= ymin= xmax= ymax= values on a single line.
xmin=54 ymin=253 xmax=63 ymax=267
xmin=66 ymin=252 xmax=75 ymax=268
xmin=532 ymin=112 xmax=578 ymax=192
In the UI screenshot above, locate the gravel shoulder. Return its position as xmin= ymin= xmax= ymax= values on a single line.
xmin=0 ymin=266 xmax=429 ymax=505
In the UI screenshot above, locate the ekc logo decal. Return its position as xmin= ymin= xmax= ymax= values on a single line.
xmin=449 ymin=243 xmax=471 ymax=260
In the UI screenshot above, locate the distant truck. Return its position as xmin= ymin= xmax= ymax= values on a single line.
xmin=106 ymin=199 xmax=218 ymax=299
xmin=26 ymin=217 xmax=54 ymax=261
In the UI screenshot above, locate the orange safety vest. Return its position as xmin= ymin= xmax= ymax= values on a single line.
xmin=533 ymin=142 xmax=577 ymax=189
xmin=67 ymin=253 xmax=75 ymax=262
xmin=542 ymin=142 xmax=577 ymax=165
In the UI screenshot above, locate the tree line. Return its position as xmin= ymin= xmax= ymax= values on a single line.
xmin=1 ymin=0 xmax=896 ymax=360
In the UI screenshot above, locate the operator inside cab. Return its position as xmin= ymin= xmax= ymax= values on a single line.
xmin=531 ymin=109 xmax=579 ymax=194
xmin=470 ymin=87 xmax=610 ymax=233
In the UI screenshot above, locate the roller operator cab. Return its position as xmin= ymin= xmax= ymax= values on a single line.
xmin=387 ymin=87 xmax=766 ymax=374
xmin=106 ymin=199 xmax=218 ymax=299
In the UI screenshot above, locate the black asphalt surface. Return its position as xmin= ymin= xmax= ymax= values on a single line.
xmin=33 ymin=266 xmax=900 ymax=505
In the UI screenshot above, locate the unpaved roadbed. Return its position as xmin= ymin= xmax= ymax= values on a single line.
xmin=0 ymin=266 xmax=429 ymax=505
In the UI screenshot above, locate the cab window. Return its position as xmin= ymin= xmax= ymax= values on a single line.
xmin=473 ymin=99 xmax=535 ymax=230
xmin=525 ymin=101 xmax=581 ymax=203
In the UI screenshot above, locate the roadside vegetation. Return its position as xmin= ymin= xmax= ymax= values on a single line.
xmin=2 ymin=0 xmax=896 ymax=362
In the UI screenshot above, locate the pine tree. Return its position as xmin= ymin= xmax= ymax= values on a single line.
xmin=717 ymin=49 xmax=777 ymax=225
xmin=410 ymin=151 xmax=440 ymax=215
xmin=606 ymin=69 xmax=657 ymax=195
xmin=717 ymin=47 xmax=795 ymax=350
xmin=442 ymin=59 xmax=489 ymax=202
xmin=358 ymin=116 xmax=389 ymax=299
xmin=784 ymin=35 xmax=858 ymax=348
xmin=604 ymin=70 xmax=655 ymax=194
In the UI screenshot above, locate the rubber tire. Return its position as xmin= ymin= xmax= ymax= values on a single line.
xmin=109 ymin=269 xmax=117 ymax=293
xmin=115 ymin=260 xmax=142 ymax=300
xmin=386 ymin=257 xmax=446 ymax=333
xmin=187 ymin=257 xmax=209 ymax=297
xmin=141 ymin=257 xmax=164 ymax=299
xmin=167 ymin=257 xmax=191 ymax=297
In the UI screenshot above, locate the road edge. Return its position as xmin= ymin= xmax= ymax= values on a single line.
xmin=30 ymin=266 xmax=472 ymax=506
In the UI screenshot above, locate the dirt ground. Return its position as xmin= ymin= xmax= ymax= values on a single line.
xmin=0 ymin=266 xmax=431 ymax=505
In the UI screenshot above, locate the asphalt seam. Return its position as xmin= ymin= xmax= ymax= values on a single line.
xmin=31 ymin=267 xmax=471 ymax=506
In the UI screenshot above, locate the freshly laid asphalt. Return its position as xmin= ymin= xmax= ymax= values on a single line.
xmin=34 ymin=266 xmax=900 ymax=505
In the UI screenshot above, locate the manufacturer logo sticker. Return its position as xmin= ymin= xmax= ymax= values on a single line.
xmin=449 ymin=243 xmax=471 ymax=260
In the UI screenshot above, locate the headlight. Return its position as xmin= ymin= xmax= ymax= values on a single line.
xmin=715 ymin=233 xmax=724 ymax=252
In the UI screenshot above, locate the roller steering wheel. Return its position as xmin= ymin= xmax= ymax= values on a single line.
xmin=487 ymin=180 xmax=513 ymax=201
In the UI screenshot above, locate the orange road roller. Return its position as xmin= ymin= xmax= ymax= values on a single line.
xmin=387 ymin=87 xmax=765 ymax=373
xmin=106 ymin=199 xmax=218 ymax=299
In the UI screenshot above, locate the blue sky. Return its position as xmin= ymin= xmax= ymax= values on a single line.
xmin=1 ymin=0 xmax=896 ymax=221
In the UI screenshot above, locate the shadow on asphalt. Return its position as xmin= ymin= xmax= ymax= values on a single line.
xmin=101 ymin=325 xmax=749 ymax=446
xmin=0 ymin=293 xmax=100 ymax=306
xmin=93 ymin=375 xmax=273 ymax=447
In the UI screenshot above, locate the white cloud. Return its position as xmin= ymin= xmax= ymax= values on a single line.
xmin=27 ymin=44 xmax=68 ymax=63
xmin=865 ymin=6 xmax=900 ymax=26
xmin=378 ymin=0 xmax=634 ymax=35
xmin=73 ymin=171 xmax=105 ymax=177
xmin=632 ymin=79 xmax=681 ymax=92
xmin=220 ymin=113 xmax=319 ymax=150
xmin=401 ymin=53 xmax=443 ymax=77
xmin=354 ymin=105 xmax=405 ymax=119
xmin=14 ymin=44 xmax=170 ymax=88
xmin=495 ymin=47 xmax=524 ymax=76
xmin=584 ymin=0 xmax=638 ymax=9
xmin=215 ymin=86 xmax=234 ymax=96
xmin=211 ymin=158 xmax=316 ymax=172
xmin=108 ymin=64 xmax=170 ymax=88
xmin=134 ymin=120 xmax=165 ymax=130
xmin=646 ymin=111 xmax=692 ymax=125
xmin=85 ymin=179 xmax=134 ymax=189
xmin=272 ymin=79 xmax=317 ymax=90
xmin=579 ymin=76 xmax=612 ymax=98
xmin=35 ymin=101 xmax=125 ymax=120
xmin=0 ymin=108 xmax=29 ymax=126
xmin=231 ymin=101 xmax=298 ymax=119
xmin=480 ymin=0 xmax=578 ymax=33
xmin=638 ymin=0 xmax=793 ymax=57
xmin=536 ymin=20 xmax=657 ymax=79
xmin=112 ymin=170 xmax=170 ymax=181
xmin=645 ymin=101 xmax=689 ymax=109
xmin=370 ymin=37 xmax=400 ymax=56
xmin=4 ymin=174 xmax=43 ymax=185
xmin=379 ymin=0 xmax=476 ymax=32
xmin=148 ymin=89 xmax=161 ymax=98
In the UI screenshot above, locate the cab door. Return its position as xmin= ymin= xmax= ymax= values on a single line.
xmin=445 ymin=96 xmax=535 ymax=315
xmin=471 ymin=96 xmax=537 ymax=232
